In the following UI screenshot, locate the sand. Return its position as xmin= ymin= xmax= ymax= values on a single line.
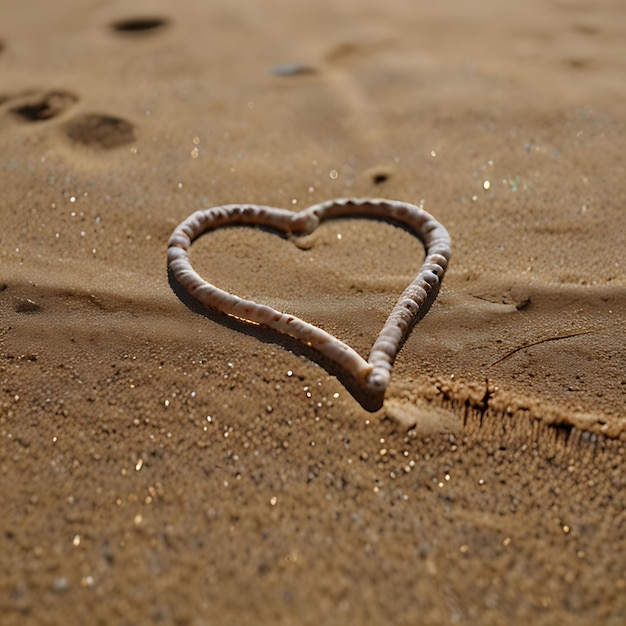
xmin=1 ymin=0 xmax=625 ymax=624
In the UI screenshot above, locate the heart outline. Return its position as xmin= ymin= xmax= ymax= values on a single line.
xmin=167 ymin=198 xmax=451 ymax=410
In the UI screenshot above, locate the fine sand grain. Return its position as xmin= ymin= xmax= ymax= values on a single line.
xmin=1 ymin=1 xmax=625 ymax=624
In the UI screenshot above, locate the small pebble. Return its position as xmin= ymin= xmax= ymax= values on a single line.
xmin=52 ymin=576 xmax=69 ymax=593
xmin=269 ymin=63 xmax=316 ymax=77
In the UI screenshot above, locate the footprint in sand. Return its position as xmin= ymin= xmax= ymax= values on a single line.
xmin=8 ymin=90 xmax=79 ymax=122
xmin=110 ymin=17 xmax=170 ymax=35
xmin=62 ymin=113 xmax=136 ymax=149
xmin=0 ymin=88 xmax=136 ymax=150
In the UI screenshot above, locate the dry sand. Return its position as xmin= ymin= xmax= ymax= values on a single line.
xmin=1 ymin=0 xmax=625 ymax=624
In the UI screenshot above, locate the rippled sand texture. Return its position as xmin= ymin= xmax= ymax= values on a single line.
xmin=1 ymin=0 xmax=625 ymax=624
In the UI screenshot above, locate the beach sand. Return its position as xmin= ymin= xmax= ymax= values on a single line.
xmin=1 ymin=0 xmax=625 ymax=623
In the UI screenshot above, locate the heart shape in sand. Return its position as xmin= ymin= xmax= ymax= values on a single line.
xmin=167 ymin=198 xmax=451 ymax=409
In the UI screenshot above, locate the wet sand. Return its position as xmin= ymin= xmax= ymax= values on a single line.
xmin=1 ymin=0 xmax=625 ymax=623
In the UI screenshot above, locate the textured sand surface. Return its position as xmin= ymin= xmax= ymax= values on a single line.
xmin=1 ymin=0 xmax=625 ymax=624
